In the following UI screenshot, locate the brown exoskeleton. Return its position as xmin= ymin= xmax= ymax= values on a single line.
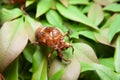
xmin=9 ymin=0 xmax=26 ymax=9
xmin=35 ymin=27 xmax=74 ymax=62
xmin=9 ymin=0 xmax=27 ymax=14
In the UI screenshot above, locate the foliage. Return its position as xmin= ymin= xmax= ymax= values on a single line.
xmin=0 ymin=0 xmax=120 ymax=80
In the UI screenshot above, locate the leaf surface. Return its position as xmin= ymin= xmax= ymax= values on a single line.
xmin=114 ymin=35 xmax=120 ymax=73
xmin=23 ymin=44 xmax=36 ymax=63
xmin=46 ymin=10 xmax=67 ymax=32
xmin=32 ymin=47 xmax=48 ymax=80
xmin=0 ymin=8 xmax=23 ymax=23
xmin=99 ymin=58 xmax=114 ymax=71
xmin=25 ymin=16 xmax=42 ymax=43
xmin=109 ymin=14 xmax=120 ymax=42
xmin=36 ymin=0 xmax=52 ymax=18
xmin=69 ymin=0 xmax=89 ymax=5
xmin=88 ymin=3 xmax=104 ymax=26
xmin=56 ymin=3 xmax=99 ymax=30
xmin=93 ymin=0 xmax=112 ymax=6
xmin=59 ymin=0 xmax=68 ymax=7
xmin=103 ymin=3 xmax=120 ymax=12
xmin=73 ymin=43 xmax=98 ymax=63
xmin=3 ymin=59 xmax=18 ymax=80
xmin=0 ymin=18 xmax=28 ymax=72
xmin=81 ymin=62 xmax=119 ymax=80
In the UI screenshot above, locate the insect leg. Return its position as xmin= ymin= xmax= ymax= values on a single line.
xmin=47 ymin=49 xmax=54 ymax=68
xmin=20 ymin=2 xmax=28 ymax=15
xmin=67 ymin=44 xmax=74 ymax=54
xmin=57 ymin=49 xmax=71 ymax=63
xmin=64 ymin=32 xmax=71 ymax=41
xmin=70 ymin=45 xmax=74 ymax=54
xmin=48 ymin=49 xmax=54 ymax=59
xmin=31 ymin=42 xmax=39 ymax=45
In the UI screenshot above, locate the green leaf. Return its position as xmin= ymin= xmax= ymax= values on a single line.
xmin=46 ymin=10 xmax=62 ymax=27
xmin=46 ymin=10 xmax=67 ymax=32
xmin=69 ymin=32 xmax=79 ymax=39
xmin=66 ymin=22 xmax=90 ymax=32
xmin=62 ymin=57 xmax=80 ymax=80
xmin=94 ymin=28 xmax=110 ymax=46
xmin=50 ymin=69 xmax=65 ymax=80
xmin=99 ymin=58 xmax=114 ymax=71
xmin=0 ymin=8 xmax=23 ymax=23
xmin=103 ymin=3 xmax=120 ymax=12
xmin=94 ymin=14 xmax=117 ymax=46
xmin=32 ymin=47 xmax=43 ymax=72
xmin=81 ymin=62 xmax=119 ymax=80
xmin=26 ymin=0 xmax=35 ymax=7
xmin=112 ymin=0 xmax=120 ymax=2
xmin=73 ymin=43 xmax=98 ymax=63
xmin=25 ymin=15 xmax=42 ymax=43
xmin=109 ymin=14 xmax=120 ymax=42
xmin=79 ymin=30 xmax=97 ymax=41
xmin=101 ymin=14 xmax=117 ymax=29
xmin=82 ymin=4 xmax=92 ymax=13
xmin=69 ymin=0 xmax=89 ymax=5
xmin=49 ymin=58 xmax=65 ymax=79
xmin=36 ymin=0 xmax=52 ymax=18
xmin=56 ymin=3 xmax=99 ymax=30
xmin=49 ymin=57 xmax=80 ymax=80
xmin=32 ymin=57 xmax=47 ymax=80
xmin=70 ymin=30 xmax=97 ymax=41
xmin=114 ymin=35 xmax=120 ymax=73
xmin=88 ymin=3 xmax=104 ymax=26
xmin=41 ymin=20 xmax=53 ymax=26
xmin=3 ymin=59 xmax=18 ymax=80
xmin=23 ymin=44 xmax=36 ymax=63
xmin=32 ymin=46 xmax=48 ymax=80
xmin=0 ymin=17 xmax=28 ymax=72
xmin=18 ymin=55 xmax=32 ymax=80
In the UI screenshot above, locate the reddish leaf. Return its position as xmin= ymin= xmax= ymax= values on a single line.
xmin=0 ymin=18 xmax=28 ymax=72
xmin=88 ymin=3 xmax=104 ymax=26
xmin=59 ymin=0 xmax=68 ymax=7
xmin=25 ymin=16 xmax=42 ymax=43
xmin=94 ymin=0 xmax=112 ymax=6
